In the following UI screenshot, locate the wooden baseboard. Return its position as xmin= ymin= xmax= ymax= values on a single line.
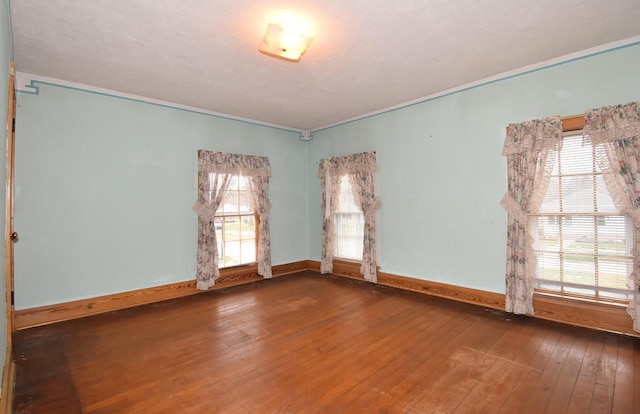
xmin=314 ymin=259 xmax=638 ymax=337
xmin=0 ymin=345 xmax=14 ymax=414
xmin=14 ymin=258 xmax=638 ymax=337
xmin=14 ymin=260 xmax=309 ymax=330
xmin=306 ymin=260 xmax=320 ymax=272
xmin=324 ymin=259 xmax=504 ymax=310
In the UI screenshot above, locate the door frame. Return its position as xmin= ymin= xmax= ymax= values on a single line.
xmin=4 ymin=61 xmax=15 ymax=344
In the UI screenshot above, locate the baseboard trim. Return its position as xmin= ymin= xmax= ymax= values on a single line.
xmin=316 ymin=259 xmax=638 ymax=337
xmin=324 ymin=259 xmax=505 ymax=310
xmin=14 ymin=259 xmax=638 ymax=337
xmin=14 ymin=260 xmax=309 ymax=330
xmin=0 ymin=345 xmax=14 ymax=414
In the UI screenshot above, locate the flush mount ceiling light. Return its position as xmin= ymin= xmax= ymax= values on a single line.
xmin=258 ymin=22 xmax=313 ymax=62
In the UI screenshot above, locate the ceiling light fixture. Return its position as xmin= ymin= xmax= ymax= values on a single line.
xmin=258 ymin=22 xmax=313 ymax=62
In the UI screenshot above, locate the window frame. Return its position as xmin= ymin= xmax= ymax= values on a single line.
xmin=529 ymin=116 xmax=634 ymax=305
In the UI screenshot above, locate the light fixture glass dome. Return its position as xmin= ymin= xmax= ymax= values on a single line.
xmin=259 ymin=23 xmax=313 ymax=62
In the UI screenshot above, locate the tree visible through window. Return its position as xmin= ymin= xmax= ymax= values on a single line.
xmin=530 ymin=132 xmax=634 ymax=301
xmin=214 ymin=175 xmax=257 ymax=267
xmin=334 ymin=175 xmax=364 ymax=260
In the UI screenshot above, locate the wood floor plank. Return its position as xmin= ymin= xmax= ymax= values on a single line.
xmin=12 ymin=271 xmax=638 ymax=413
xmin=566 ymin=334 xmax=605 ymax=413
xmin=544 ymin=332 xmax=589 ymax=413
xmin=498 ymin=327 xmax=562 ymax=413
xmin=348 ymin=304 xmax=481 ymax=412
xmin=590 ymin=383 xmax=615 ymax=414
xmin=407 ymin=347 xmax=499 ymax=413
xmin=611 ymin=338 xmax=634 ymax=414
xmin=634 ymin=340 xmax=640 ymax=413
xmin=325 ymin=304 xmax=461 ymax=411
xmin=399 ymin=313 xmax=510 ymax=412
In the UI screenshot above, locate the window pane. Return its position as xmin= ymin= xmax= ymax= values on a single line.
xmin=214 ymin=217 xmax=223 ymax=240
xmin=223 ymin=216 xmax=240 ymax=241
xmin=335 ymin=212 xmax=364 ymax=259
xmin=240 ymin=239 xmax=256 ymax=264
xmin=242 ymin=215 xmax=256 ymax=230
xmin=562 ymin=255 xmax=596 ymax=286
xmin=337 ymin=175 xmax=360 ymax=213
xmin=222 ymin=190 xmax=239 ymax=214
xmin=595 ymin=175 xmax=619 ymax=212
xmin=228 ymin=175 xmax=239 ymax=189
xmin=239 ymin=190 xmax=254 ymax=214
xmin=536 ymin=251 xmax=561 ymax=282
xmin=558 ymin=137 xmax=595 ymax=174
xmin=223 ymin=240 xmax=241 ymax=267
xmin=597 ymin=216 xmax=632 ymax=256
xmin=539 ymin=176 xmax=560 ymax=212
xmin=561 ymin=175 xmax=595 ymax=213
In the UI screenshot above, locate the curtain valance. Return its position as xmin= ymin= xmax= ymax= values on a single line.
xmin=198 ymin=150 xmax=271 ymax=177
xmin=502 ymin=117 xmax=563 ymax=156
xmin=585 ymin=101 xmax=640 ymax=144
xmin=318 ymin=151 xmax=377 ymax=178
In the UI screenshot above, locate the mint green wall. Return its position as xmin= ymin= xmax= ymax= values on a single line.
xmin=0 ymin=0 xmax=12 ymax=390
xmin=12 ymin=42 xmax=640 ymax=310
xmin=14 ymin=86 xmax=308 ymax=309
xmin=307 ymin=44 xmax=640 ymax=294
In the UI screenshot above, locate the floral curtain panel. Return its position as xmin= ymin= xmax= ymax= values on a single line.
xmin=585 ymin=101 xmax=640 ymax=332
xmin=349 ymin=171 xmax=380 ymax=281
xmin=249 ymin=174 xmax=273 ymax=279
xmin=501 ymin=117 xmax=563 ymax=314
xmin=193 ymin=150 xmax=272 ymax=290
xmin=318 ymin=172 xmax=341 ymax=274
xmin=318 ymin=151 xmax=380 ymax=282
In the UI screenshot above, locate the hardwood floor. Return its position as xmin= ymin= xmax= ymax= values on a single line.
xmin=12 ymin=271 xmax=640 ymax=413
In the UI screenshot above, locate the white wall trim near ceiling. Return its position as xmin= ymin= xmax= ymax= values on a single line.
xmin=14 ymin=72 xmax=304 ymax=135
xmin=310 ymin=35 xmax=640 ymax=134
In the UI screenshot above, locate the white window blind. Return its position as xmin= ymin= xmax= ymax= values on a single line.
xmin=334 ymin=175 xmax=364 ymax=260
xmin=530 ymin=132 xmax=634 ymax=301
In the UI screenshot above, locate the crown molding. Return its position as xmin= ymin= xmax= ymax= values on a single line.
xmin=310 ymin=36 xmax=640 ymax=134
xmin=14 ymin=72 xmax=303 ymax=135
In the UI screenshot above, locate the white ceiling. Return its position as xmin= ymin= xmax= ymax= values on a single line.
xmin=10 ymin=0 xmax=640 ymax=131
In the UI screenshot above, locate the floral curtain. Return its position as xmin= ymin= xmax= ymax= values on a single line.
xmin=585 ymin=101 xmax=640 ymax=332
xmin=501 ymin=117 xmax=563 ymax=314
xmin=349 ymin=172 xmax=380 ymax=282
xmin=318 ymin=172 xmax=341 ymax=274
xmin=193 ymin=150 xmax=272 ymax=290
xmin=249 ymin=174 xmax=272 ymax=278
xmin=318 ymin=151 xmax=380 ymax=282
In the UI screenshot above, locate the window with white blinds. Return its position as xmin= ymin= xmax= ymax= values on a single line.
xmin=334 ymin=175 xmax=364 ymax=260
xmin=530 ymin=132 xmax=634 ymax=301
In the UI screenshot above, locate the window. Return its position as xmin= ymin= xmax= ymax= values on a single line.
xmin=214 ymin=175 xmax=257 ymax=268
xmin=334 ymin=175 xmax=364 ymax=260
xmin=530 ymin=131 xmax=634 ymax=301
xmin=194 ymin=150 xmax=272 ymax=290
xmin=319 ymin=151 xmax=379 ymax=282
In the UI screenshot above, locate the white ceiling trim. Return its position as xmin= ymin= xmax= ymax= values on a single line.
xmin=14 ymin=35 xmax=640 ymax=140
xmin=310 ymin=35 xmax=640 ymax=134
xmin=14 ymin=72 xmax=304 ymax=135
